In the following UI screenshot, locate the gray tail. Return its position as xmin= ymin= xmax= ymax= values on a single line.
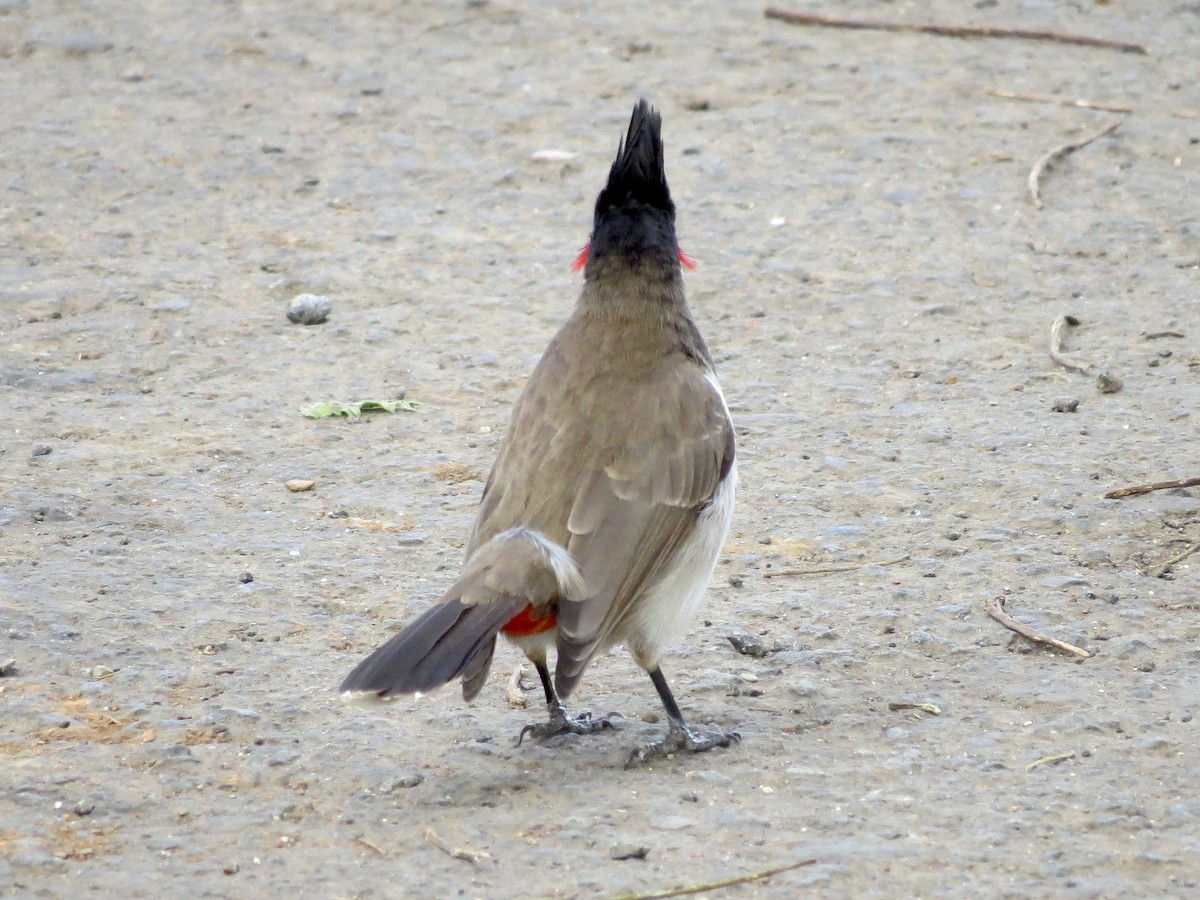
xmin=339 ymin=527 xmax=585 ymax=703
xmin=338 ymin=595 xmax=527 ymax=702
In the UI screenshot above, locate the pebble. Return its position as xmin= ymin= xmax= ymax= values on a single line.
xmin=31 ymin=444 xmax=52 ymax=457
xmin=0 ymin=659 xmax=16 ymax=677
xmin=727 ymin=633 xmax=769 ymax=658
xmin=1051 ymin=398 xmax=1080 ymax=413
xmin=379 ymin=772 xmax=424 ymax=791
xmin=286 ymin=293 xmax=332 ymax=325
xmin=1096 ymin=372 xmax=1123 ymax=394
xmin=239 ymin=572 xmax=254 ymax=584
xmin=530 ymin=149 xmax=576 ymax=162
xmin=285 ymin=479 xmax=315 ymax=492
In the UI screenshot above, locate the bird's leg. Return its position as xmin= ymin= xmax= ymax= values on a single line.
xmin=516 ymin=661 xmax=618 ymax=745
xmin=626 ymin=666 xmax=740 ymax=767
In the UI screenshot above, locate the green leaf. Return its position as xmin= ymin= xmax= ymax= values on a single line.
xmin=301 ymin=398 xmax=418 ymax=419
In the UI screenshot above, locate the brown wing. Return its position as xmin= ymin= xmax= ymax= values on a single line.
xmin=554 ymin=364 xmax=734 ymax=696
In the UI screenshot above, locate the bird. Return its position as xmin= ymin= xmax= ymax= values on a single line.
xmin=340 ymin=99 xmax=738 ymax=765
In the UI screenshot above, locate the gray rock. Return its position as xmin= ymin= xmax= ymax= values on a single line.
xmin=286 ymin=293 xmax=333 ymax=325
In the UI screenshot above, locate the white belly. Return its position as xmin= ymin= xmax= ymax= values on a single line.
xmin=621 ymin=461 xmax=737 ymax=669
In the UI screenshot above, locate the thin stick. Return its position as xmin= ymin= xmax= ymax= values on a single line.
xmin=1028 ymin=119 xmax=1122 ymax=209
xmin=615 ymin=859 xmax=818 ymax=900
xmin=763 ymin=554 xmax=909 ymax=578
xmin=1048 ymin=314 xmax=1090 ymax=373
xmin=1104 ymin=477 xmax=1200 ymax=499
xmin=423 ymin=828 xmax=492 ymax=865
xmin=1026 ymin=750 xmax=1076 ymax=771
xmin=888 ymin=701 xmax=942 ymax=715
xmin=506 ymin=663 xmax=528 ymax=709
xmin=763 ymin=8 xmax=1148 ymax=54
xmin=985 ymin=596 xmax=1092 ymax=658
xmin=1142 ymin=331 xmax=1185 ymax=340
xmin=354 ymin=836 xmax=386 ymax=857
xmin=1150 ymin=541 xmax=1200 ymax=578
xmin=987 ymin=89 xmax=1132 ymax=114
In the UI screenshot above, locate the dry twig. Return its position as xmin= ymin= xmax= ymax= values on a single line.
xmin=985 ymin=596 xmax=1092 ymax=658
xmin=763 ymin=554 xmax=909 ymax=578
xmin=987 ymin=89 xmax=1131 ymax=114
xmin=1142 ymin=331 xmax=1185 ymax=340
xmin=1027 ymin=120 xmax=1122 ymax=209
xmin=1048 ymin=314 xmax=1090 ymax=373
xmin=763 ymin=8 xmax=1147 ymax=54
xmin=1026 ymin=750 xmax=1076 ymax=771
xmin=615 ymin=859 xmax=818 ymax=900
xmin=423 ymin=828 xmax=492 ymax=865
xmin=506 ymin=663 xmax=528 ymax=708
xmin=888 ymin=701 xmax=942 ymax=715
xmin=1150 ymin=541 xmax=1200 ymax=578
xmin=354 ymin=836 xmax=387 ymax=857
xmin=1104 ymin=477 xmax=1200 ymax=499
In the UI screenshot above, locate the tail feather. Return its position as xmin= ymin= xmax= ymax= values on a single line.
xmin=339 ymin=527 xmax=585 ymax=701
xmin=339 ymin=597 xmax=525 ymax=698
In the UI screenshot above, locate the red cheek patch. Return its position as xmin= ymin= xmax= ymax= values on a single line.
xmin=571 ymin=244 xmax=590 ymax=273
xmin=571 ymin=244 xmax=696 ymax=272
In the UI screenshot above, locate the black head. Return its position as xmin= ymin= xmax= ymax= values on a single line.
xmin=586 ymin=100 xmax=679 ymax=272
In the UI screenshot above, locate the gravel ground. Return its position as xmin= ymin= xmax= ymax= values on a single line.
xmin=2 ymin=1 xmax=1198 ymax=897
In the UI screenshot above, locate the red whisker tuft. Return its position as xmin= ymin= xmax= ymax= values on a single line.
xmin=678 ymin=248 xmax=696 ymax=270
xmin=571 ymin=243 xmax=590 ymax=273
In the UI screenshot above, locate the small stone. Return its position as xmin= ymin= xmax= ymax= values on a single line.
xmin=727 ymin=633 xmax=769 ymax=658
xmin=73 ymin=800 xmax=96 ymax=817
xmin=239 ymin=572 xmax=254 ymax=584
xmin=90 ymin=665 xmax=116 ymax=679
xmin=285 ymin=479 xmax=315 ymax=492
xmin=610 ymin=843 xmax=650 ymax=861
xmin=286 ymin=293 xmax=332 ymax=325
xmin=223 ymin=863 xmax=239 ymax=875
xmin=530 ymin=149 xmax=576 ymax=162
xmin=379 ymin=773 xmax=424 ymax=792
xmin=1051 ymin=398 xmax=1080 ymax=413
xmin=727 ymin=575 xmax=744 ymax=588
xmin=31 ymin=445 xmax=52 ymax=457
xmin=1096 ymin=373 xmax=1123 ymax=394
xmin=0 ymin=659 xmax=17 ymax=677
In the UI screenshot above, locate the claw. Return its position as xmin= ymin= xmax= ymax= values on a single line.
xmin=625 ymin=720 xmax=740 ymax=767
xmin=516 ymin=707 xmax=620 ymax=746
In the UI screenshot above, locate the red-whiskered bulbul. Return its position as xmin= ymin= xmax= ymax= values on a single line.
xmin=340 ymin=99 xmax=738 ymax=765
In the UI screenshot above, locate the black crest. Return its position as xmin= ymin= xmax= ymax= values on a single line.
xmin=589 ymin=100 xmax=679 ymax=267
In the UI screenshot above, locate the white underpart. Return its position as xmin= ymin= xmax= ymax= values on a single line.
xmin=623 ymin=460 xmax=736 ymax=670
xmin=624 ymin=370 xmax=736 ymax=670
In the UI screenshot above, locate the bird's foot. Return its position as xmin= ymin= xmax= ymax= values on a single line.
xmin=517 ymin=706 xmax=620 ymax=746
xmin=625 ymin=720 xmax=740 ymax=768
